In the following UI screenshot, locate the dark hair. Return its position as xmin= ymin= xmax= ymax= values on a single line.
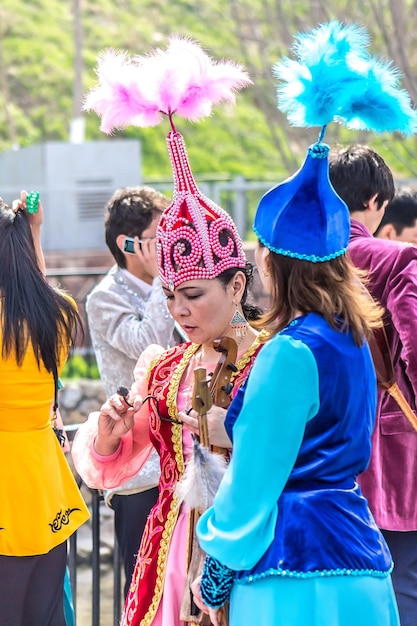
xmin=217 ymin=263 xmax=263 ymax=322
xmin=328 ymin=144 xmax=394 ymax=213
xmin=0 ymin=205 xmax=80 ymax=373
xmin=105 ymin=186 xmax=170 ymax=268
xmin=253 ymin=246 xmax=382 ymax=346
xmin=374 ymin=187 xmax=417 ymax=236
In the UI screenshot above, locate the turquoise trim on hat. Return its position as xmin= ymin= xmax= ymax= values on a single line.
xmin=254 ymin=227 xmax=348 ymax=263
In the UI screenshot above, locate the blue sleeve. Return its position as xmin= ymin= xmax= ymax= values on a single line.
xmin=196 ymin=334 xmax=320 ymax=571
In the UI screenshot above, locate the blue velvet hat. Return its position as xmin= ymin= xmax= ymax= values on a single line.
xmin=254 ymin=142 xmax=349 ymax=262
xmin=254 ymin=21 xmax=417 ymax=262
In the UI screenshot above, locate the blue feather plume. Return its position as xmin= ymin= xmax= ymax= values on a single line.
xmin=274 ymin=20 xmax=417 ymax=136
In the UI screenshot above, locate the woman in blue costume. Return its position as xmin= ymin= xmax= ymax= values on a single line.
xmin=195 ymin=237 xmax=399 ymax=626
xmin=192 ymin=21 xmax=410 ymax=626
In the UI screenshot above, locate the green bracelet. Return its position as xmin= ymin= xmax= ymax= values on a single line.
xmin=26 ymin=191 xmax=40 ymax=214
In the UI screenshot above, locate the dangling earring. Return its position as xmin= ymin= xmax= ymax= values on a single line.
xmin=230 ymin=304 xmax=248 ymax=342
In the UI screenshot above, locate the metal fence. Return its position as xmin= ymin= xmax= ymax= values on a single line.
xmin=66 ymin=426 xmax=124 ymax=626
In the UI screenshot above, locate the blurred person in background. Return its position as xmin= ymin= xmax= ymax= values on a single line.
xmin=374 ymin=187 xmax=417 ymax=245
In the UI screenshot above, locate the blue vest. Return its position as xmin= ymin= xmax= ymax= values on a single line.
xmin=226 ymin=313 xmax=392 ymax=583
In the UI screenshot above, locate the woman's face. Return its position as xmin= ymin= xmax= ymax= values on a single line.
xmin=254 ymin=243 xmax=272 ymax=294
xmin=162 ymin=277 xmax=241 ymax=346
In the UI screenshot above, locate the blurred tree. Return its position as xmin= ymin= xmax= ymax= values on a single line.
xmin=227 ymin=0 xmax=417 ymax=175
xmin=0 ymin=0 xmax=416 ymax=179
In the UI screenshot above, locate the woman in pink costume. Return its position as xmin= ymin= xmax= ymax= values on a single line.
xmin=72 ymin=38 xmax=264 ymax=626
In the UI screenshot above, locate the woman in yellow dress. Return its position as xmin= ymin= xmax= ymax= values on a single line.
xmin=0 ymin=192 xmax=89 ymax=626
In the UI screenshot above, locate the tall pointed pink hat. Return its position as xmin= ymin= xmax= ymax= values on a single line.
xmin=83 ymin=36 xmax=251 ymax=289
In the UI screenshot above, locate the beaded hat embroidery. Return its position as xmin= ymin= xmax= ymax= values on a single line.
xmin=255 ymin=21 xmax=417 ymax=262
xmin=158 ymin=131 xmax=247 ymax=290
xmin=83 ymin=36 xmax=251 ymax=289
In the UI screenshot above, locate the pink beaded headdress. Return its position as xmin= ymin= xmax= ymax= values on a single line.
xmin=83 ymin=36 xmax=251 ymax=289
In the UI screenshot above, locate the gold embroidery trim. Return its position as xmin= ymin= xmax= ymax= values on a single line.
xmin=234 ymin=329 xmax=268 ymax=374
xmin=146 ymin=351 xmax=166 ymax=382
xmin=140 ymin=343 xmax=199 ymax=626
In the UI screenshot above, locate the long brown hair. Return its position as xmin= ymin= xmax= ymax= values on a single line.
xmin=254 ymin=247 xmax=383 ymax=346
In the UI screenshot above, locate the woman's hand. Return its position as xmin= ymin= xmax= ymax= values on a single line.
xmin=190 ymin=576 xmax=222 ymax=626
xmin=180 ymin=405 xmax=232 ymax=449
xmin=13 ymin=190 xmax=45 ymax=273
xmin=12 ymin=190 xmax=44 ymax=227
xmin=94 ymin=392 xmax=142 ymax=456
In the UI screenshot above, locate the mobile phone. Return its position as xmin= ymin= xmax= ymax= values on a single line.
xmin=123 ymin=237 xmax=140 ymax=254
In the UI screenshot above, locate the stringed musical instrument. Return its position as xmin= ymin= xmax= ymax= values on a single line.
xmin=180 ymin=336 xmax=238 ymax=626
xmin=207 ymin=337 xmax=238 ymax=456
xmin=210 ymin=337 xmax=238 ymax=408
xmin=192 ymin=367 xmax=212 ymax=448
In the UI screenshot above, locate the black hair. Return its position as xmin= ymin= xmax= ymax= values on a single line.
xmin=374 ymin=188 xmax=417 ymax=236
xmin=104 ymin=186 xmax=170 ymax=268
xmin=217 ymin=263 xmax=263 ymax=321
xmin=0 ymin=205 xmax=80 ymax=373
xmin=328 ymin=144 xmax=394 ymax=213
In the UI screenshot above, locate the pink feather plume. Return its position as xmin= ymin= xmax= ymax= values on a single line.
xmin=83 ymin=50 xmax=162 ymax=133
xmin=83 ymin=36 xmax=252 ymax=133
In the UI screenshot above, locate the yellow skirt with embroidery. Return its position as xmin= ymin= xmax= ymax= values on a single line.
xmin=0 ymin=424 xmax=89 ymax=556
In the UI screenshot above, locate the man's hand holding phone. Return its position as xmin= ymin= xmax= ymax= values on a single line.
xmin=124 ymin=236 xmax=159 ymax=278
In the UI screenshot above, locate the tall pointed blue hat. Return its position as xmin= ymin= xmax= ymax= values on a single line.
xmin=254 ymin=21 xmax=417 ymax=262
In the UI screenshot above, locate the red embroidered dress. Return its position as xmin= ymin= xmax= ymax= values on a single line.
xmin=123 ymin=339 xmax=263 ymax=626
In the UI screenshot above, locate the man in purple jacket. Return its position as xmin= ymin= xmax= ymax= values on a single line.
xmin=329 ymin=144 xmax=417 ymax=626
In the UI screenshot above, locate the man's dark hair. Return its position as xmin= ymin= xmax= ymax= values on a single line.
xmin=374 ymin=188 xmax=417 ymax=236
xmin=105 ymin=186 xmax=170 ymax=268
xmin=328 ymin=144 xmax=395 ymax=213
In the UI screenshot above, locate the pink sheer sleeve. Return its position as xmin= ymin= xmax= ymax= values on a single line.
xmin=71 ymin=344 xmax=165 ymax=489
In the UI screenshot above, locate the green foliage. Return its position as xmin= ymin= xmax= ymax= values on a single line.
xmin=0 ymin=0 xmax=74 ymax=149
xmin=0 ymin=0 xmax=417 ymax=181
xmin=62 ymin=353 xmax=100 ymax=380
xmin=0 ymin=0 xmax=290 ymax=180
